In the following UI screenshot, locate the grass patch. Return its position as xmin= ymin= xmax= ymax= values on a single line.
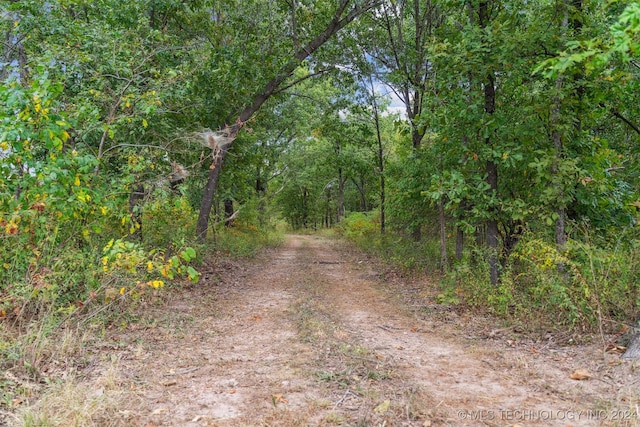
xmin=338 ymin=212 xmax=443 ymax=273
xmin=15 ymin=362 xmax=137 ymax=427
xmin=208 ymin=224 xmax=284 ymax=258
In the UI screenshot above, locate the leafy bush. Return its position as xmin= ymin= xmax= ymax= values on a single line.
xmin=0 ymin=73 xmax=203 ymax=395
xmin=338 ymin=212 xmax=379 ymax=239
xmin=444 ymin=231 xmax=640 ymax=330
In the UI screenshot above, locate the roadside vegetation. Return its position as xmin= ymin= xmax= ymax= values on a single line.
xmin=338 ymin=211 xmax=640 ymax=334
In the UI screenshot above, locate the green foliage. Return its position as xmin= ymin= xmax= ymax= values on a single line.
xmin=441 ymin=230 xmax=640 ymax=331
xmin=339 ymin=212 xmax=442 ymax=272
xmin=339 ymin=212 xmax=379 ymax=239
xmin=212 ymin=224 xmax=284 ymax=258
xmin=143 ymin=196 xmax=196 ymax=249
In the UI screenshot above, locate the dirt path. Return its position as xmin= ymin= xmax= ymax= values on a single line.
xmin=78 ymin=235 xmax=638 ymax=426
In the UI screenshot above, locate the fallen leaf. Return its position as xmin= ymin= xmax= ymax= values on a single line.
xmin=229 ymin=389 xmax=236 ymax=394
xmin=570 ymin=368 xmax=591 ymax=380
xmin=162 ymin=380 xmax=177 ymax=386
xmin=605 ymin=343 xmax=626 ymax=354
xmin=272 ymin=394 xmax=287 ymax=405
xmin=252 ymin=315 xmax=262 ymax=321
xmin=374 ymin=399 xmax=391 ymax=414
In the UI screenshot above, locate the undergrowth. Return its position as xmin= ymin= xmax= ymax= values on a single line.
xmin=338 ymin=212 xmax=442 ymax=273
xmin=210 ymin=222 xmax=284 ymax=258
xmin=339 ymin=211 xmax=640 ymax=334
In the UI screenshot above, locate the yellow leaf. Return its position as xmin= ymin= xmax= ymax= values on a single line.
xmin=142 ymin=118 xmax=148 ymax=128
xmin=147 ymin=261 xmax=154 ymax=272
xmin=119 ymin=287 xmax=125 ymax=295
xmin=74 ymin=175 xmax=80 ymax=186
xmin=104 ymin=239 xmax=114 ymax=250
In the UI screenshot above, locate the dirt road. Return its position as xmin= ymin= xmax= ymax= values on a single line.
xmin=78 ymin=235 xmax=637 ymax=426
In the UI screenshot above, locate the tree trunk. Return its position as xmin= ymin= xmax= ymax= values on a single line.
xmin=196 ymin=146 xmax=229 ymax=240
xmin=337 ymin=168 xmax=345 ymax=222
xmin=1 ymin=25 xmax=10 ymax=80
xmin=380 ymin=172 xmax=386 ymax=235
xmin=128 ymin=182 xmax=145 ymax=241
xmin=369 ymin=74 xmax=386 ymax=234
xmin=455 ymin=227 xmax=464 ymax=261
xmin=2 ymin=11 xmax=28 ymax=83
xmin=195 ymin=0 xmax=381 ymax=240
xmin=224 ymin=199 xmax=234 ymax=227
xmin=623 ymin=321 xmax=640 ymax=359
xmin=352 ymin=176 xmax=367 ymax=211
xmin=486 ymin=161 xmax=499 ymax=285
xmin=552 ymin=4 xmax=569 ymax=254
xmin=302 ymin=188 xmax=309 ymax=228
xmin=439 ymin=196 xmax=448 ymax=273
xmin=479 ymin=0 xmax=499 ymax=285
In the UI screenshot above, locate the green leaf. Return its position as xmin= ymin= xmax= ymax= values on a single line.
xmin=187 ymin=266 xmax=200 ymax=283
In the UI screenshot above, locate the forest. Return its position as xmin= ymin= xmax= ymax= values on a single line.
xmin=1 ymin=0 xmax=640 ymax=423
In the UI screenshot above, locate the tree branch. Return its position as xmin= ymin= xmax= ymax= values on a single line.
xmin=612 ymin=109 xmax=640 ymax=136
xmin=272 ymin=67 xmax=335 ymax=95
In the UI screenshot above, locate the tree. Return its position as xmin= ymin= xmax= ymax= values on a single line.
xmin=195 ymin=0 xmax=382 ymax=239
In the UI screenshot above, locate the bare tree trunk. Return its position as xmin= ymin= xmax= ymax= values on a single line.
xmin=552 ymin=4 xmax=569 ymax=254
xmin=486 ymin=160 xmax=499 ymax=285
xmin=352 ymin=177 xmax=368 ymax=211
xmin=302 ymin=187 xmax=309 ymax=228
xmin=623 ymin=320 xmax=640 ymax=359
xmin=455 ymin=227 xmax=464 ymax=261
xmin=368 ymin=74 xmax=386 ymax=234
xmin=1 ymin=11 xmax=28 ymax=83
xmin=224 ymin=199 xmax=234 ymax=227
xmin=439 ymin=196 xmax=447 ymax=272
xmin=196 ymin=146 xmax=229 ymax=240
xmin=337 ymin=167 xmax=345 ymax=222
xmin=479 ymin=0 xmax=499 ymax=285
